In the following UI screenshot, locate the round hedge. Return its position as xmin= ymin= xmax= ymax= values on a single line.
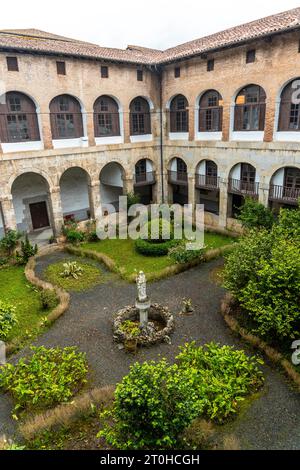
xmin=135 ymin=238 xmax=179 ymax=257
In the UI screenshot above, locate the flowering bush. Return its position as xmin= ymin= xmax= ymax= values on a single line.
xmin=0 ymin=300 xmax=17 ymax=340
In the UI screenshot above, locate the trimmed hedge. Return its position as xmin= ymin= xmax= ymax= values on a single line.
xmin=135 ymin=238 xmax=179 ymax=257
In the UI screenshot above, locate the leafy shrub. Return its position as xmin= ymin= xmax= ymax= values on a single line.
xmin=0 ymin=256 xmax=9 ymax=267
xmin=60 ymin=261 xmax=83 ymax=279
xmin=86 ymin=231 xmax=99 ymax=242
xmin=65 ymin=229 xmax=85 ymax=245
xmin=99 ymin=343 xmax=264 ymax=449
xmin=0 ymin=346 xmax=88 ymax=411
xmin=0 ymin=230 xmax=22 ymax=257
xmin=40 ymin=289 xmax=58 ymax=310
xmin=168 ymin=243 xmax=205 ymax=264
xmin=238 ymin=239 xmax=300 ymax=338
xmin=238 ymin=198 xmax=275 ymax=230
xmin=119 ymin=320 xmax=140 ymax=339
xmin=223 ymin=206 xmax=300 ymax=340
xmin=0 ymin=300 xmax=17 ymax=341
xmin=135 ymin=238 xmax=179 ymax=257
xmin=127 ymin=192 xmax=141 ymax=210
xmin=16 ymin=235 xmax=38 ymax=265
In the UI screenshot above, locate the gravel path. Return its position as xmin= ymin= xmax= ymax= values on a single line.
xmin=1 ymin=252 xmax=300 ymax=449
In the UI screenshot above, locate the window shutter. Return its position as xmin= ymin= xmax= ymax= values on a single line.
xmin=199 ymin=109 xmax=206 ymax=132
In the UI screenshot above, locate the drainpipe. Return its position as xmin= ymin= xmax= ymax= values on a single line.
xmin=154 ymin=65 xmax=165 ymax=204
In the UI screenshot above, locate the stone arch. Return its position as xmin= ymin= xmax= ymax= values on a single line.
xmin=11 ymin=172 xmax=53 ymax=234
xmin=99 ymin=162 xmax=126 ymax=213
xmin=59 ymin=166 xmax=92 ymax=222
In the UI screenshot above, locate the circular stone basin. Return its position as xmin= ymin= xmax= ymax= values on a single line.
xmin=113 ymin=304 xmax=175 ymax=347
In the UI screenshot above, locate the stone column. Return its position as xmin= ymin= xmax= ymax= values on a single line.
xmin=1 ymin=197 xmax=17 ymax=231
xmin=259 ymin=181 xmax=270 ymax=207
xmin=123 ymin=177 xmax=134 ymax=195
xmin=124 ymin=110 xmax=131 ymax=144
xmin=218 ymin=178 xmax=229 ymax=229
xmin=88 ymin=181 xmax=102 ymax=221
xmin=86 ymin=112 xmax=96 ymax=147
xmin=188 ymin=108 xmax=195 ymax=142
xmin=222 ymin=104 xmax=231 ymax=142
xmin=264 ymin=101 xmax=276 ymax=143
xmin=40 ymin=112 xmax=53 ymax=150
xmin=48 ymin=187 xmax=64 ymax=237
xmin=188 ymin=175 xmax=196 ymax=208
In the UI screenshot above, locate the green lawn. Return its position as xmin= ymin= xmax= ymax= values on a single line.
xmin=83 ymin=232 xmax=235 ymax=279
xmin=0 ymin=265 xmax=45 ymax=345
xmin=45 ymin=260 xmax=103 ymax=292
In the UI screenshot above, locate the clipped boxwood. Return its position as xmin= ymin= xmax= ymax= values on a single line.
xmin=135 ymin=238 xmax=179 ymax=257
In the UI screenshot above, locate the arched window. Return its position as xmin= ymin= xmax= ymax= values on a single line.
xmin=50 ymin=94 xmax=83 ymax=140
xmin=94 ymin=96 xmax=120 ymax=137
xmin=199 ymin=91 xmax=223 ymax=132
xmin=234 ymin=85 xmax=266 ymax=131
xmin=278 ymin=80 xmax=300 ymax=131
xmin=170 ymin=95 xmax=189 ymax=133
xmin=0 ymin=91 xmax=40 ymax=142
xmin=130 ymin=97 xmax=151 ymax=135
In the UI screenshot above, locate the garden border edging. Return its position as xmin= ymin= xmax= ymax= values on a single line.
xmin=5 ymin=244 xmax=70 ymax=356
xmin=220 ymin=293 xmax=300 ymax=390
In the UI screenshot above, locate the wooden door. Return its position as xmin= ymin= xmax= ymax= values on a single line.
xmin=29 ymin=201 xmax=50 ymax=230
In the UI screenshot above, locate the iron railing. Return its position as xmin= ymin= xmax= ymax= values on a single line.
xmin=134 ymin=171 xmax=156 ymax=186
xmin=168 ymin=170 xmax=188 ymax=185
xmin=269 ymin=185 xmax=300 ymax=204
xmin=228 ymin=178 xmax=259 ymax=197
xmin=195 ymin=174 xmax=220 ymax=190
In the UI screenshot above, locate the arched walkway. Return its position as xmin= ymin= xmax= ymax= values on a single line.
xmin=11 ymin=172 xmax=53 ymax=234
xmin=59 ymin=167 xmax=92 ymax=222
xmin=100 ymin=162 xmax=125 ymax=213
xmin=168 ymin=157 xmax=188 ymax=205
xmin=134 ymin=158 xmax=156 ymax=205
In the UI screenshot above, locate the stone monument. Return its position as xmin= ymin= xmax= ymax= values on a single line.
xmin=135 ymin=271 xmax=151 ymax=328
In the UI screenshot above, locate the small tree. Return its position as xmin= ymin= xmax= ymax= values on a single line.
xmin=16 ymin=235 xmax=38 ymax=265
xmin=238 ymin=198 xmax=275 ymax=230
xmin=0 ymin=230 xmax=22 ymax=257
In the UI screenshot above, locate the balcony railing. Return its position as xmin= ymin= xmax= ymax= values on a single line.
xmin=269 ymin=185 xmax=300 ymax=205
xmin=228 ymin=178 xmax=259 ymax=197
xmin=168 ymin=170 xmax=188 ymax=185
xmin=134 ymin=171 xmax=156 ymax=186
xmin=195 ymin=174 xmax=220 ymax=190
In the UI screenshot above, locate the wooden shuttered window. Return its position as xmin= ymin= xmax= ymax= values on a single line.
xmin=94 ymin=96 xmax=120 ymax=137
xmin=130 ymin=97 xmax=151 ymax=135
xmin=50 ymin=95 xmax=83 ymax=140
xmin=0 ymin=92 xmax=40 ymax=142
xmin=199 ymin=90 xmax=223 ymax=132
xmin=234 ymin=85 xmax=266 ymax=131
xmin=278 ymin=80 xmax=300 ymax=131
xmin=170 ymin=95 xmax=189 ymax=133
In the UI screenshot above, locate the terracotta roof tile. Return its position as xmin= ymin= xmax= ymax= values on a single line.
xmin=0 ymin=8 xmax=300 ymax=65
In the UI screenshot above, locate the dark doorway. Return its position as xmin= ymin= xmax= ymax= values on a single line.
xmin=29 ymin=201 xmax=50 ymax=230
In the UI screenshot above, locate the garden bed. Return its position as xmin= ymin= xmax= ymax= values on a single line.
xmin=76 ymin=232 xmax=236 ymax=282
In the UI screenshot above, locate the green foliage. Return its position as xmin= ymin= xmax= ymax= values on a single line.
xmin=65 ymin=229 xmax=85 ymax=245
xmin=60 ymin=261 xmax=83 ymax=279
xmin=0 ymin=346 xmax=88 ymax=411
xmin=224 ymin=206 xmax=300 ymax=340
xmin=119 ymin=320 xmax=140 ymax=339
xmin=127 ymin=192 xmax=141 ymax=210
xmin=0 ymin=300 xmax=18 ymax=340
xmin=0 ymin=229 xmax=22 ymax=257
xmin=239 ymin=239 xmax=300 ymax=338
xmin=99 ymin=342 xmax=264 ymax=450
xmin=238 ymin=198 xmax=275 ymax=230
xmin=40 ymin=289 xmax=58 ymax=310
xmin=168 ymin=243 xmax=205 ymax=264
xmin=16 ymin=235 xmax=38 ymax=265
xmin=135 ymin=238 xmax=179 ymax=257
